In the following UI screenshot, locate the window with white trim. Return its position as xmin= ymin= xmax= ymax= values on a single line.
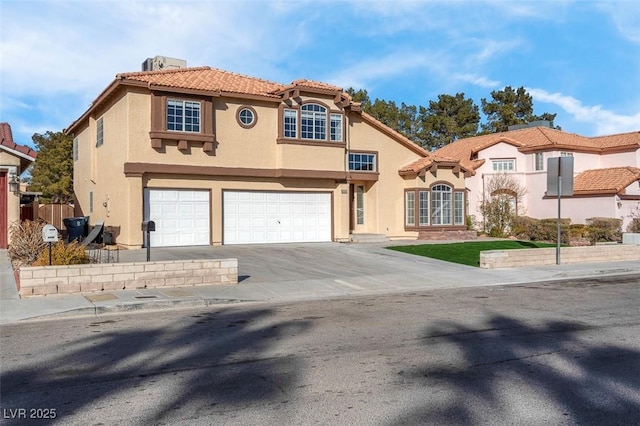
xmin=349 ymin=152 xmax=376 ymax=172
xmin=96 ymin=116 xmax=104 ymax=147
xmin=454 ymin=192 xmax=464 ymax=225
xmin=301 ymin=104 xmax=326 ymax=140
xmin=237 ymin=107 xmax=255 ymax=127
xmin=167 ymin=99 xmax=201 ymax=132
xmin=419 ymin=191 xmax=429 ymax=226
xmin=356 ymin=185 xmax=365 ymax=225
xmin=431 ymin=184 xmax=452 ymax=225
xmin=534 ymin=152 xmax=544 ymax=171
xmin=284 ymin=109 xmax=297 ymax=138
xmin=282 ymin=103 xmax=345 ymax=143
xmin=330 ymin=113 xmax=343 ymax=142
xmin=405 ymin=192 xmax=415 ymax=226
xmin=405 ymin=186 xmax=464 ymax=229
xmin=73 ymin=137 xmax=78 ymax=161
xmin=492 ymin=159 xmax=515 ymax=172
xmin=560 ymin=151 xmax=573 ymax=157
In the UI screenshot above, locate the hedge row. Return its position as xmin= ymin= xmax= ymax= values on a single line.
xmin=512 ymin=216 xmax=622 ymax=244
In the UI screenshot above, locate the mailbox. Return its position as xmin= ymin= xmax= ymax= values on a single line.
xmin=42 ymin=224 xmax=59 ymax=243
xmin=142 ymin=220 xmax=156 ymax=232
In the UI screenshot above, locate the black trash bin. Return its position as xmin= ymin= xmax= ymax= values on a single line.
xmin=63 ymin=217 xmax=88 ymax=242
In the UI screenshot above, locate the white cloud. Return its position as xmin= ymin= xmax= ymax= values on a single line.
xmin=595 ymin=1 xmax=640 ymax=43
xmin=453 ymin=73 xmax=500 ymax=88
xmin=324 ymin=51 xmax=438 ymax=90
xmin=528 ymin=88 xmax=640 ymax=135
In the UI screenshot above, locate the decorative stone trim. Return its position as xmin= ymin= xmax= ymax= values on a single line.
xmin=18 ymin=258 xmax=238 ymax=297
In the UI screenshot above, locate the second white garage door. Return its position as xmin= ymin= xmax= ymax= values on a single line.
xmin=223 ymin=191 xmax=332 ymax=244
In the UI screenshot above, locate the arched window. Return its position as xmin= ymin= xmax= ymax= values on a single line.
xmin=431 ymin=184 xmax=452 ymax=225
xmin=301 ymin=104 xmax=327 ymax=140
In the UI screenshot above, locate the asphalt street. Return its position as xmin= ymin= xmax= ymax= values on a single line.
xmin=1 ymin=274 xmax=639 ymax=425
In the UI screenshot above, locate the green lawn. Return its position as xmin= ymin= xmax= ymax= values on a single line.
xmin=387 ymin=240 xmax=556 ymax=267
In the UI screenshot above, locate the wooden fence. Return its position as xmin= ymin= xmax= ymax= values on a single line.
xmin=20 ymin=203 xmax=75 ymax=230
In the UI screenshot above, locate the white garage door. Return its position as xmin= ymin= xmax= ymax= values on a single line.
xmin=144 ymin=189 xmax=210 ymax=247
xmin=223 ymin=191 xmax=331 ymax=244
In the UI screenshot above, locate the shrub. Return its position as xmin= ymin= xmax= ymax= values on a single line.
xmin=586 ymin=217 xmax=622 ymax=243
xmin=33 ymin=241 xmax=90 ymax=266
xmin=7 ymin=220 xmax=48 ymax=269
xmin=511 ymin=216 xmax=572 ymax=244
xmin=627 ymin=218 xmax=640 ymax=233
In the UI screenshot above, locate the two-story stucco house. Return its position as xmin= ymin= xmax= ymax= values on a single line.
xmin=1 ymin=123 xmax=37 ymax=248
xmin=434 ymin=125 xmax=640 ymax=231
xmin=66 ymin=62 xmax=472 ymax=248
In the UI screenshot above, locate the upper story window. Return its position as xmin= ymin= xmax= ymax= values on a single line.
xmin=73 ymin=137 xmax=78 ymax=161
xmin=280 ymin=102 xmax=345 ymax=145
xmin=534 ymin=152 xmax=544 ymax=171
xmin=96 ymin=116 xmax=104 ymax=147
xmin=330 ymin=113 xmax=343 ymax=142
xmin=284 ymin=109 xmax=297 ymax=138
xmin=492 ymin=159 xmax=515 ymax=172
xmin=561 ymin=151 xmax=573 ymax=157
xmin=167 ymin=99 xmax=201 ymax=133
xmin=349 ymin=152 xmax=376 ymax=172
xmin=301 ymin=104 xmax=327 ymax=140
xmin=236 ymin=106 xmax=257 ymax=129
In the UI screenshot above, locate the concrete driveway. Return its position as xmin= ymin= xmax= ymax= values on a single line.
xmin=113 ymin=241 xmax=640 ymax=297
xmin=116 ymin=241 xmax=455 ymax=285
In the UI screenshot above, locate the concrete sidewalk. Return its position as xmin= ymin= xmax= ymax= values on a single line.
xmin=2 ymin=245 xmax=640 ymax=324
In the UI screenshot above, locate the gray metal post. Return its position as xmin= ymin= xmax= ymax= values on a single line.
xmin=556 ymin=173 xmax=561 ymax=265
xmin=146 ymin=230 xmax=151 ymax=262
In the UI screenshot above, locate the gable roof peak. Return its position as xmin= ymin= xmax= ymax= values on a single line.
xmin=0 ymin=122 xmax=37 ymax=160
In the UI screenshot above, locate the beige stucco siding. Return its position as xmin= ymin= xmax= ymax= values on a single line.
xmin=1 ymin=152 xmax=22 ymax=242
xmin=347 ymin=116 xmax=466 ymax=238
xmin=72 ymin=83 xmax=469 ymax=246
xmin=73 ymin=91 xmax=141 ymax=243
xmin=214 ymin=101 xmax=279 ymax=169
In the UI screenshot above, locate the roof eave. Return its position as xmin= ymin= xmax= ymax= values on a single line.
xmin=0 ymin=144 xmax=37 ymax=162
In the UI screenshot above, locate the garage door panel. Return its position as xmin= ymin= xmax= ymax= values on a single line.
xmin=145 ymin=189 xmax=210 ymax=247
xmin=224 ymin=191 xmax=331 ymax=244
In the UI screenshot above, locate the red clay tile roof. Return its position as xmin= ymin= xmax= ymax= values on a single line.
xmin=574 ymin=166 xmax=640 ymax=195
xmin=72 ymin=66 xmax=468 ymax=173
xmin=118 ymin=67 xmax=285 ymax=98
xmin=284 ymin=79 xmax=343 ymax=92
xmin=434 ymin=127 xmax=640 ymax=171
xmin=0 ymin=122 xmax=37 ymax=160
xmin=399 ymin=153 xmax=468 ymax=175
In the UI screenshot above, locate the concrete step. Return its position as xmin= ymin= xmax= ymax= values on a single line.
xmin=350 ymin=233 xmax=389 ymax=243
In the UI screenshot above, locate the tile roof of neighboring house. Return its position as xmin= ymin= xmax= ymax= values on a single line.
xmin=0 ymin=122 xmax=37 ymax=160
xmin=434 ymin=126 xmax=640 ymax=171
xmin=573 ymin=166 xmax=640 ymax=195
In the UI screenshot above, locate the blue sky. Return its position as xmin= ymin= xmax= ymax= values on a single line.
xmin=1 ymin=0 xmax=639 ymax=149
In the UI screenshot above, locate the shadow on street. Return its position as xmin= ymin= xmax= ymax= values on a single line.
xmin=1 ymin=307 xmax=312 ymax=425
xmin=393 ymin=314 xmax=640 ymax=425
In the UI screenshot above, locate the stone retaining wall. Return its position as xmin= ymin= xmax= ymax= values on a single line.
xmin=480 ymin=245 xmax=640 ymax=269
xmin=418 ymin=230 xmax=478 ymax=241
xmin=18 ymin=258 xmax=238 ymax=297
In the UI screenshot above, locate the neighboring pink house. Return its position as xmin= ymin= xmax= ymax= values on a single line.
xmin=1 ymin=123 xmax=37 ymax=248
xmin=433 ymin=125 xmax=640 ymax=231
